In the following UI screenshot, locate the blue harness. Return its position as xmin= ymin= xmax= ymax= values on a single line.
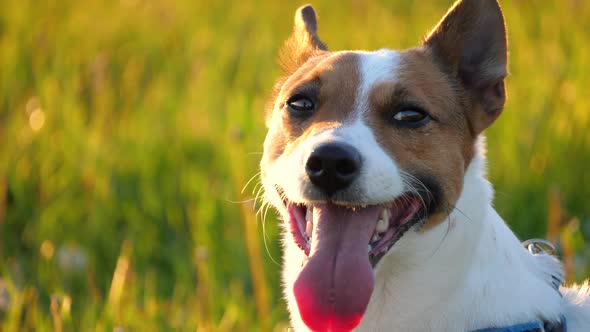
xmin=469 ymin=239 xmax=567 ymax=332
xmin=471 ymin=317 xmax=566 ymax=332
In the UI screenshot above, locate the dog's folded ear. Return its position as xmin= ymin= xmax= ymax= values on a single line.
xmin=424 ymin=0 xmax=508 ymax=134
xmin=279 ymin=5 xmax=328 ymax=74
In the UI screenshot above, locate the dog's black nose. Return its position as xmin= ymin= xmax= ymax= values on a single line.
xmin=305 ymin=143 xmax=361 ymax=195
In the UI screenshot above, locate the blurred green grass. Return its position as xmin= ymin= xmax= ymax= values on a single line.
xmin=0 ymin=0 xmax=589 ymax=330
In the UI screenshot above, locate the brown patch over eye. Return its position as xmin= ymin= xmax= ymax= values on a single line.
xmin=365 ymin=49 xmax=478 ymax=229
xmin=263 ymin=52 xmax=362 ymax=163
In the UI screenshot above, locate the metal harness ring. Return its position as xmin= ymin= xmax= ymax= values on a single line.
xmin=522 ymin=238 xmax=556 ymax=255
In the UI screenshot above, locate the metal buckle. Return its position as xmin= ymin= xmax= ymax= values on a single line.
xmin=522 ymin=239 xmax=556 ymax=255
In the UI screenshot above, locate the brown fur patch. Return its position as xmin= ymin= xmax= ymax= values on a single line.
xmin=264 ymin=52 xmax=361 ymax=160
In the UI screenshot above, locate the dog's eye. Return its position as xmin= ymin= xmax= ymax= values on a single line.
xmin=392 ymin=108 xmax=430 ymax=126
xmin=286 ymin=95 xmax=315 ymax=117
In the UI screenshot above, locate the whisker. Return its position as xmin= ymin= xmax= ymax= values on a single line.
xmin=259 ymin=191 xmax=280 ymax=266
xmin=241 ymin=171 xmax=262 ymax=194
xmin=254 ymin=187 xmax=268 ymax=221
xmin=399 ymin=171 xmax=430 ymax=216
xmin=250 ymin=180 xmax=266 ymax=200
xmin=447 ymin=202 xmax=472 ymax=223
xmin=251 ymin=180 xmax=262 ymax=196
xmin=426 ymin=201 xmax=454 ymax=260
xmin=401 ymin=172 xmax=434 ymax=203
xmin=225 ymin=198 xmax=257 ymax=204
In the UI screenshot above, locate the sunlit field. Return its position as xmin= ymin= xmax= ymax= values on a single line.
xmin=0 ymin=0 xmax=589 ymax=330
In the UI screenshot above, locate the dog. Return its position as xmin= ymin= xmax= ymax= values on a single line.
xmin=259 ymin=0 xmax=590 ymax=331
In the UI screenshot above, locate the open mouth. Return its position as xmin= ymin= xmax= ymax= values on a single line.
xmin=285 ymin=194 xmax=423 ymax=266
xmin=278 ymin=187 xmax=424 ymax=332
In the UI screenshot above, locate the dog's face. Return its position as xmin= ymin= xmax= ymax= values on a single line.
xmin=260 ymin=1 xmax=507 ymax=331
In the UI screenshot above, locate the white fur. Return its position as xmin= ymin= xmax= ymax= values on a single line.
xmin=355 ymin=49 xmax=401 ymax=117
xmin=561 ymin=282 xmax=590 ymax=330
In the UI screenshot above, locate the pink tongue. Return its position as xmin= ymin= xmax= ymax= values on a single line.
xmin=293 ymin=204 xmax=380 ymax=332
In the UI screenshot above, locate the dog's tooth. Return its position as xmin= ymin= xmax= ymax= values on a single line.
xmin=381 ymin=209 xmax=390 ymax=222
xmin=305 ymin=207 xmax=313 ymax=237
xmin=372 ymin=234 xmax=381 ymax=243
xmin=376 ymin=209 xmax=390 ymax=233
xmin=368 ymin=244 xmax=372 ymax=253
xmin=376 ymin=218 xmax=389 ymax=233
xmin=305 ymin=220 xmax=313 ymax=238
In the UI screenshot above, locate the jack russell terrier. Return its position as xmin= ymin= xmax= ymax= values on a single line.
xmin=259 ymin=0 xmax=590 ymax=331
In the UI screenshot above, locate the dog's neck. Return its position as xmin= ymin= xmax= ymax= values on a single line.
xmin=355 ymin=138 xmax=564 ymax=331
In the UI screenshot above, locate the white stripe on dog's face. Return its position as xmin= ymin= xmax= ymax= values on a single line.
xmin=355 ymin=50 xmax=402 ymax=117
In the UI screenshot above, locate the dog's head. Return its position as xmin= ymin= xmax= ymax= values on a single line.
xmin=260 ymin=0 xmax=507 ymax=330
